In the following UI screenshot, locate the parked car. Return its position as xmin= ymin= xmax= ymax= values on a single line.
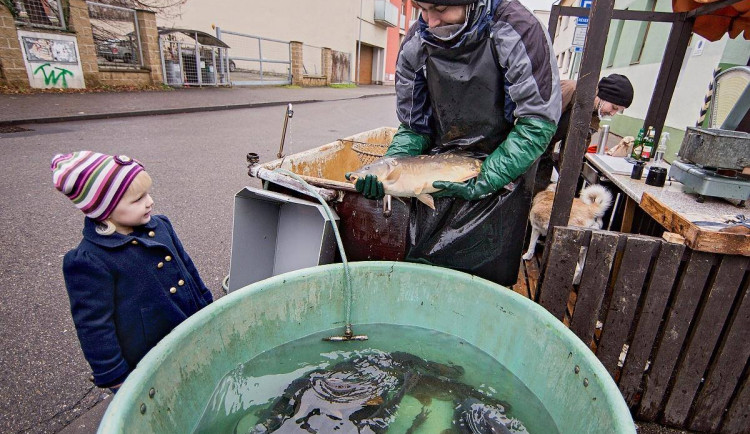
xmin=97 ymin=39 xmax=136 ymax=64
xmin=228 ymin=59 xmax=236 ymax=72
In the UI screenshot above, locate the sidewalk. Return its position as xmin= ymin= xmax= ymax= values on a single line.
xmin=0 ymin=85 xmax=395 ymax=126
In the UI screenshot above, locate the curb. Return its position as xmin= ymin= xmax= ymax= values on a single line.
xmin=0 ymin=91 xmax=395 ymax=127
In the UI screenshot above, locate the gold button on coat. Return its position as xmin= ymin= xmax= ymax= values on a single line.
xmin=165 ymin=256 xmax=172 ymax=261
xmin=178 ymin=279 xmax=185 ymax=286
xmin=169 ymin=287 xmax=177 ymax=294
xmin=148 ymin=231 xmax=155 ymax=237
xmin=131 ymin=240 xmax=138 ymax=245
xmin=157 ymin=262 xmax=164 ymax=269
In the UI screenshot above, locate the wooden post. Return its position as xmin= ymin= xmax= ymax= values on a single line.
xmin=548 ymin=0 xmax=616 ymax=230
xmin=547 ymin=5 xmax=561 ymax=41
xmin=642 ymin=14 xmax=694 ymax=143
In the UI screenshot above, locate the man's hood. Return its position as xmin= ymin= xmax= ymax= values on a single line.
xmin=418 ymin=0 xmax=500 ymax=49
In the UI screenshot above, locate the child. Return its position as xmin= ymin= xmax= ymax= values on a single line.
xmin=52 ymin=151 xmax=213 ymax=391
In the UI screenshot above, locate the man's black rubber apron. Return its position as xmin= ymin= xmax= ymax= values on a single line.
xmin=405 ymin=34 xmax=536 ymax=286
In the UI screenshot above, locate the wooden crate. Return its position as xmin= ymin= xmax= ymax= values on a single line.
xmin=536 ymin=227 xmax=749 ymax=433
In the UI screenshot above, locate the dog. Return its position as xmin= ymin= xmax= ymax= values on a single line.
xmin=522 ymin=183 xmax=613 ymax=262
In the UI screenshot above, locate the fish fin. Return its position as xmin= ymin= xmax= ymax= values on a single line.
xmin=413 ymin=181 xmax=432 ymax=195
xmin=383 ymin=164 xmax=403 ymax=182
xmin=417 ymin=194 xmax=435 ymax=210
xmin=457 ymin=172 xmax=480 ymax=182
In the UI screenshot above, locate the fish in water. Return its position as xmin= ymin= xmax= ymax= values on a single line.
xmin=346 ymin=154 xmax=482 ymax=210
xmin=249 ymin=351 xmax=521 ymax=433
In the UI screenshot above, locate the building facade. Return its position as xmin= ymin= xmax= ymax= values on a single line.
xmin=546 ymin=0 xmax=750 ymax=160
xmin=161 ymin=0 xmax=408 ymax=85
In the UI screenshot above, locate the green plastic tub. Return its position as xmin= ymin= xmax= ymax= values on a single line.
xmin=98 ymin=262 xmax=636 ymax=433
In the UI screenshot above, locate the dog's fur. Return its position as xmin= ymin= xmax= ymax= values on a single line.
xmin=522 ymin=183 xmax=613 ymax=261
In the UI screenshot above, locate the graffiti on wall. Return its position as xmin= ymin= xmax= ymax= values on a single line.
xmin=33 ymin=63 xmax=74 ymax=88
xmin=22 ymin=37 xmax=78 ymax=64
xmin=18 ymin=30 xmax=85 ymax=89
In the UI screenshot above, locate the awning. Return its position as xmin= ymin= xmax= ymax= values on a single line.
xmin=673 ymin=0 xmax=750 ymax=41
xmin=157 ymin=28 xmax=230 ymax=48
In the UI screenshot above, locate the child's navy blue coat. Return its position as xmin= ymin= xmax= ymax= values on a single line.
xmin=63 ymin=215 xmax=213 ymax=387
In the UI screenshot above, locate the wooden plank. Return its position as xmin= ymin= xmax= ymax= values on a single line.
xmin=547 ymin=5 xmax=560 ymax=41
xmin=722 ymin=372 xmax=750 ymax=434
xmin=689 ymin=277 xmax=750 ymax=432
xmin=548 ymin=0 xmax=616 ymax=230
xmin=637 ymin=251 xmax=715 ymax=421
xmin=621 ymin=197 xmax=636 ymax=234
xmin=662 ymin=256 xmax=749 ymax=427
xmin=662 ymin=232 xmax=685 ymax=245
xmin=618 ymin=241 xmax=685 ymax=408
xmin=570 ymin=231 xmax=620 ymax=346
xmin=527 ymin=255 xmax=541 ymax=301
xmin=641 ymin=193 xmax=750 ymax=256
xmin=596 ymin=236 xmax=659 ymax=377
xmin=538 ymin=227 xmax=587 ymax=321
xmin=555 ymin=6 xmax=677 ymax=22
xmin=512 ymin=260 xmax=529 ymax=298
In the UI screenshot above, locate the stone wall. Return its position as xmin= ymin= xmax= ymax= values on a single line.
xmin=290 ymin=41 xmax=304 ymax=86
xmin=135 ymin=9 xmax=162 ymax=84
xmin=66 ymin=0 xmax=99 ymax=85
xmin=0 ymin=5 xmax=28 ymax=87
xmin=98 ymin=69 xmax=152 ymax=87
xmin=290 ymin=41 xmax=333 ymax=87
xmin=302 ymin=76 xmax=326 ymax=86
xmin=0 ymin=2 xmax=164 ymax=88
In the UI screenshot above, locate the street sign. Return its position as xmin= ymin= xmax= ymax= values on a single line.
xmin=577 ymin=0 xmax=592 ymax=26
xmin=572 ymin=26 xmax=588 ymax=47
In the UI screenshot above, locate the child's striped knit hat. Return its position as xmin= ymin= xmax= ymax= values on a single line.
xmin=51 ymin=151 xmax=144 ymax=221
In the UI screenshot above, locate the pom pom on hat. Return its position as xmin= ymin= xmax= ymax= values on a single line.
xmin=417 ymin=0 xmax=476 ymax=4
xmin=597 ymin=74 xmax=634 ymax=108
xmin=51 ymin=151 xmax=144 ymax=221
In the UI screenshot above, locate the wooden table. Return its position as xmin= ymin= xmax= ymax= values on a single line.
xmin=584 ymin=154 xmax=750 ymax=256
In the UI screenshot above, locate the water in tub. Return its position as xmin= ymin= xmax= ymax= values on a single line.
xmin=193 ymin=324 xmax=559 ymax=433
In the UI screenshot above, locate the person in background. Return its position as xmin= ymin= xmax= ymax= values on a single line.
xmin=535 ymin=74 xmax=634 ymax=194
xmin=348 ymin=0 xmax=561 ymax=285
xmin=52 ymin=151 xmax=213 ymax=392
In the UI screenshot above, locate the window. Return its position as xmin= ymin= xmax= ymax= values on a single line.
xmin=606 ymin=19 xmax=625 ymax=68
xmin=13 ymin=0 xmax=66 ymax=29
xmin=631 ymin=0 xmax=656 ymax=64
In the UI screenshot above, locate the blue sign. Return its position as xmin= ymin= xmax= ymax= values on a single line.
xmin=577 ymin=0 xmax=592 ymax=26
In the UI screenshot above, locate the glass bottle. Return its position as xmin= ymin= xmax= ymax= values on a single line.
xmin=641 ymin=127 xmax=655 ymax=161
xmin=631 ymin=128 xmax=645 ymax=160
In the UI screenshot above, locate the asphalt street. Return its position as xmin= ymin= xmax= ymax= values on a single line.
xmin=0 ymin=95 xmax=398 ymax=433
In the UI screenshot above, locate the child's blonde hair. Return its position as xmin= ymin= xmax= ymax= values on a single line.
xmin=95 ymin=171 xmax=153 ymax=236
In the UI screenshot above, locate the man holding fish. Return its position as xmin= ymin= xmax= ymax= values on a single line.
xmin=346 ymin=0 xmax=561 ymax=285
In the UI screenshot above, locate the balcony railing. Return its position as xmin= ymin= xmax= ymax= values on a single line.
xmin=374 ymin=0 xmax=399 ymax=27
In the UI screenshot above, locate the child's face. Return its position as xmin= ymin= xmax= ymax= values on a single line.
xmin=109 ymin=171 xmax=154 ymax=235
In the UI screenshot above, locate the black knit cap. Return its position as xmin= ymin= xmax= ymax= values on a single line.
xmin=597 ymin=74 xmax=634 ymax=108
xmin=417 ymin=0 xmax=477 ymax=5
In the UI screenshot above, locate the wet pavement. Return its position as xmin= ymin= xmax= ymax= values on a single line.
xmin=0 ymin=95 xmax=398 ymax=433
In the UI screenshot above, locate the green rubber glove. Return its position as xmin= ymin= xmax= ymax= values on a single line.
xmin=432 ymin=117 xmax=556 ymax=200
xmin=345 ymin=173 xmax=385 ymax=200
xmin=384 ymin=123 xmax=431 ymax=157
xmin=433 ymin=172 xmax=497 ymax=200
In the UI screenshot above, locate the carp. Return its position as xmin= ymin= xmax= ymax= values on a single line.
xmin=346 ymin=154 xmax=482 ymax=209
